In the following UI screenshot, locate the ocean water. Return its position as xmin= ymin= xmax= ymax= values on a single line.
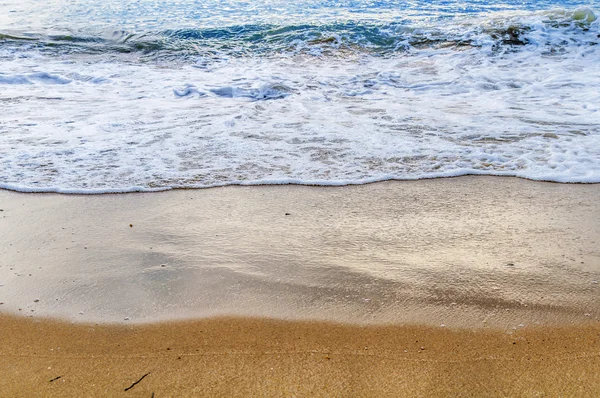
xmin=0 ymin=0 xmax=598 ymax=193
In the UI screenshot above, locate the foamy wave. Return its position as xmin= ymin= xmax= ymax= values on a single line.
xmin=1 ymin=51 xmax=598 ymax=193
xmin=1 ymin=4 xmax=599 ymax=193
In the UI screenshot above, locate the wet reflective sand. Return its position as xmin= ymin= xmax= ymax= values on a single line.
xmin=1 ymin=176 xmax=599 ymax=328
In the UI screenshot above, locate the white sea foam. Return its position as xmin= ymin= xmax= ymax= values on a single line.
xmin=0 ymin=7 xmax=599 ymax=193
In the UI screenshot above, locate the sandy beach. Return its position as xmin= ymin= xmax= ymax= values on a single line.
xmin=1 ymin=315 xmax=599 ymax=397
xmin=1 ymin=176 xmax=600 ymax=395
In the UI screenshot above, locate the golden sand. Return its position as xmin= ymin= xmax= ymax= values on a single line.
xmin=1 ymin=315 xmax=599 ymax=397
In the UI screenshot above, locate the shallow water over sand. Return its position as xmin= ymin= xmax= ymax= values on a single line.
xmin=1 ymin=177 xmax=599 ymax=328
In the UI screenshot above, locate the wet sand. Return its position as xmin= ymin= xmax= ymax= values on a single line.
xmin=1 ymin=176 xmax=599 ymax=327
xmin=1 ymin=176 xmax=600 ymax=395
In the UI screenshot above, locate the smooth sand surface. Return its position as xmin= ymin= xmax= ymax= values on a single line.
xmin=1 ymin=176 xmax=599 ymax=327
xmin=1 ymin=176 xmax=600 ymax=396
xmin=1 ymin=315 xmax=599 ymax=397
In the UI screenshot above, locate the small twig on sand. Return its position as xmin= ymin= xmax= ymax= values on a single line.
xmin=49 ymin=376 xmax=62 ymax=383
xmin=124 ymin=373 xmax=150 ymax=392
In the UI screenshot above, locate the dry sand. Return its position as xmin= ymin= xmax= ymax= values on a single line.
xmin=1 ymin=176 xmax=600 ymax=396
xmin=1 ymin=315 xmax=599 ymax=397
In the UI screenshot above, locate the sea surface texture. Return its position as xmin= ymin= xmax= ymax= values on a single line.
xmin=0 ymin=0 xmax=598 ymax=192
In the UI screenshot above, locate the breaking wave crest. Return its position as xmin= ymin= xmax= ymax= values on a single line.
xmin=1 ymin=7 xmax=597 ymax=60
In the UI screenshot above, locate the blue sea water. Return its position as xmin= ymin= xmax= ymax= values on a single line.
xmin=0 ymin=0 xmax=598 ymax=192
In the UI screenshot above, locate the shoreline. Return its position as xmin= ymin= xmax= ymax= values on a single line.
xmin=1 ymin=173 xmax=599 ymax=196
xmin=1 ymin=314 xmax=600 ymax=396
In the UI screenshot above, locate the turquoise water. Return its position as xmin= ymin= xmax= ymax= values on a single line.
xmin=0 ymin=1 xmax=599 ymax=192
xmin=1 ymin=0 xmax=597 ymax=58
